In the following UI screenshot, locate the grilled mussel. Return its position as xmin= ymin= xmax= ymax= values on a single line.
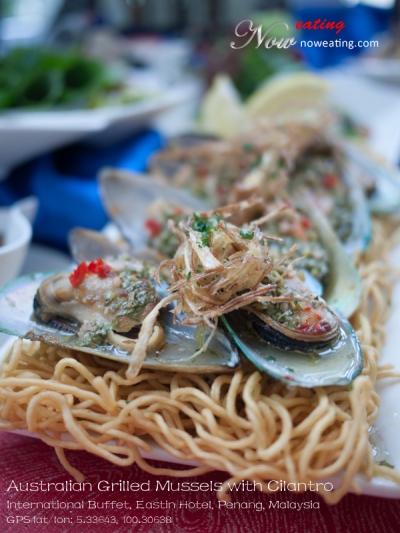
xmin=244 ymin=274 xmax=339 ymax=352
xmin=157 ymin=204 xmax=362 ymax=387
xmin=33 ymin=257 xmax=163 ymax=352
xmin=148 ymin=121 xmax=373 ymax=257
xmin=99 ymin=168 xmax=362 ymax=319
xmin=0 ymin=253 xmax=240 ymax=374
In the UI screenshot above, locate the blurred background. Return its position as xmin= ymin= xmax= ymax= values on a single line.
xmin=0 ymin=0 xmax=399 ymax=274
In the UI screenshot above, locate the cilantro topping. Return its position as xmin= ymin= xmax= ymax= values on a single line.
xmin=191 ymin=213 xmax=209 ymax=233
xmin=242 ymin=143 xmax=253 ymax=152
xmin=105 ymin=267 xmax=156 ymax=322
xmin=240 ymin=228 xmax=254 ymax=240
xmin=77 ymin=321 xmax=111 ymax=349
xmin=191 ymin=213 xmax=216 ymax=247
xmin=250 ymin=154 xmax=262 ymax=169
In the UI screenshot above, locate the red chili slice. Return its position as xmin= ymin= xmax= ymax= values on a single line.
xmin=196 ymin=163 xmax=208 ymax=178
xmin=87 ymin=259 xmax=99 ymax=274
xmin=300 ymin=217 xmax=311 ymax=229
xmin=322 ymin=175 xmax=337 ymax=189
xmin=88 ymin=258 xmax=111 ymax=278
xmin=145 ymin=218 xmax=162 ymax=238
xmin=69 ymin=262 xmax=88 ymax=288
xmin=69 ymin=258 xmax=111 ymax=287
xmin=97 ymin=263 xmax=111 ymax=278
xmin=216 ymin=185 xmax=227 ymax=197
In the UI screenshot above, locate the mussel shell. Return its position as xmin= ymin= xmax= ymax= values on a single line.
xmin=340 ymin=157 xmax=372 ymax=256
xmin=167 ymin=133 xmax=220 ymax=149
xmin=99 ymin=168 xmax=209 ymax=251
xmin=239 ymin=309 xmax=338 ymax=353
xmin=343 ymin=142 xmax=400 ymax=215
xmin=298 ymin=200 xmax=363 ymax=319
xmin=222 ymin=313 xmax=363 ymax=388
xmin=68 ymin=227 xmax=129 ymax=264
xmin=0 ymin=272 xmax=240 ymax=373
xmin=33 ymin=291 xmax=78 ymax=334
xmin=236 ymin=271 xmax=340 ymax=353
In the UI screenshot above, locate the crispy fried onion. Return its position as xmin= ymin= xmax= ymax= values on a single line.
xmin=107 ymin=321 xmax=164 ymax=351
xmin=127 ymin=293 xmax=177 ymax=380
xmin=159 ymin=205 xmax=299 ymax=328
xmin=127 ymin=204 xmax=301 ymax=381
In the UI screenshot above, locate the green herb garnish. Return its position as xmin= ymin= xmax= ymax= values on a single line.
xmin=76 ymin=321 xmax=111 ymax=349
xmin=191 ymin=213 xmax=216 ymax=247
xmin=242 ymin=143 xmax=253 ymax=152
xmin=106 ymin=267 xmax=156 ymax=322
xmin=239 ymin=228 xmax=254 ymax=240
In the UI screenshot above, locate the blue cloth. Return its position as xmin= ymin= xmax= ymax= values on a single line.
xmin=0 ymin=130 xmax=164 ymax=251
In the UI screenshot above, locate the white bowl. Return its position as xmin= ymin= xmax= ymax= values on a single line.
xmin=0 ymin=207 xmax=32 ymax=288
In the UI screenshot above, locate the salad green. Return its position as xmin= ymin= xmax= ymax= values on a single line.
xmin=0 ymin=47 xmax=142 ymax=110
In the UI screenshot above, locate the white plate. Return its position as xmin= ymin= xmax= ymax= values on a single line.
xmin=1 ymin=240 xmax=400 ymax=499
xmin=0 ymin=81 xmax=196 ymax=178
xmin=350 ymin=57 xmax=400 ymax=85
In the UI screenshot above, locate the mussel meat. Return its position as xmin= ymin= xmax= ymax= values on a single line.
xmin=0 ymin=265 xmax=241 ymax=373
xmin=33 ymin=257 xmax=163 ymax=352
xmin=243 ymin=274 xmax=339 ymax=352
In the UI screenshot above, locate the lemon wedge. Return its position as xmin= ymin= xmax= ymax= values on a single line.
xmin=199 ymin=74 xmax=248 ymax=138
xmin=245 ymin=72 xmax=330 ymax=119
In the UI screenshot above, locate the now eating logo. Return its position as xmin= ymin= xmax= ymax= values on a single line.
xmin=230 ymin=19 xmax=345 ymax=50
xmin=230 ymin=21 xmax=296 ymax=50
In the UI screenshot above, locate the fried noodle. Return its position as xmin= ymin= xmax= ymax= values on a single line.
xmin=0 ymin=216 xmax=400 ymax=504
